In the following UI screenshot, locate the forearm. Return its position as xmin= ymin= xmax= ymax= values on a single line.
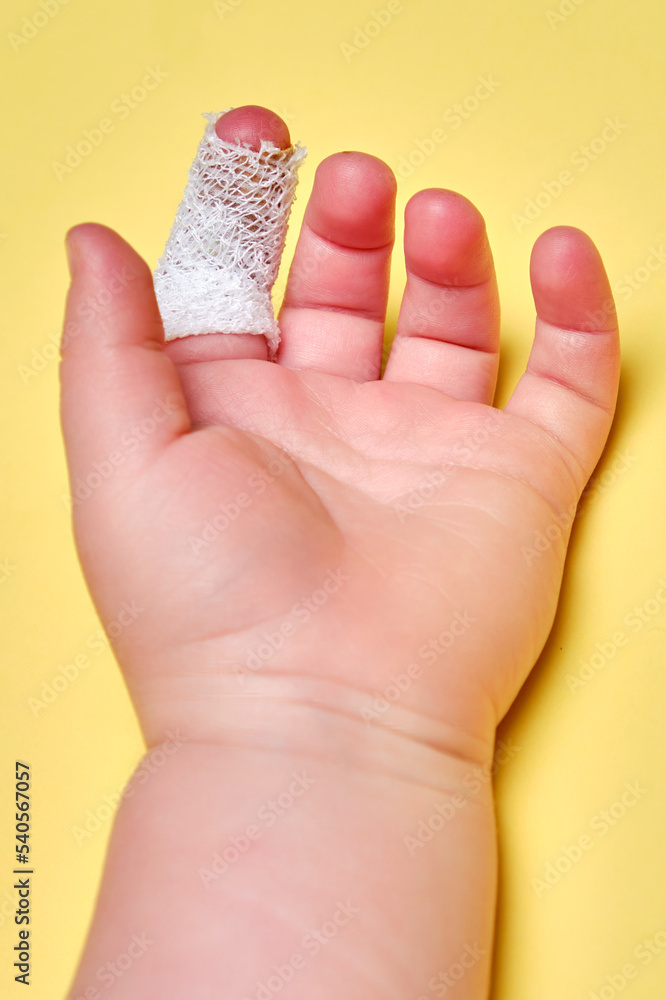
xmin=67 ymin=733 xmax=498 ymax=1000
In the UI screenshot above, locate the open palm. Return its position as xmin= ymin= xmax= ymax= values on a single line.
xmin=61 ymin=115 xmax=619 ymax=767
xmin=60 ymin=108 xmax=621 ymax=1000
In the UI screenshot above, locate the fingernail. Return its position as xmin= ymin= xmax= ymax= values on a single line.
xmin=65 ymin=235 xmax=79 ymax=279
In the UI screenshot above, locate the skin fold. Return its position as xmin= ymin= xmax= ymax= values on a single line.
xmin=60 ymin=105 xmax=619 ymax=999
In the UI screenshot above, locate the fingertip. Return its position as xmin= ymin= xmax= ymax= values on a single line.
xmin=313 ymin=150 xmax=397 ymax=203
xmin=403 ymin=189 xmax=493 ymax=287
xmin=214 ymin=105 xmax=291 ymax=151
xmin=64 ymin=223 xmax=152 ymax=285
xmin=530 ymin=226 xmax=617 ymax=332
xmin=65 ymin=222 xmax=105 ymax=266
xmin=530 ymin=225 xmax=600 ymax=274
xmin=64 ymin=223 xmax=118 ymax=268
xmin=66 ymin=221 xmax=119 ymax=245
xmin=61 ymin=223 xmax=160 ymax=362
xmin=319 ymin=149 xmax=397 ymax=188
xmin=405 ymin=188 xmax=485 ymax=229
xmin=307 ymin=151 xmax=397 ymax=249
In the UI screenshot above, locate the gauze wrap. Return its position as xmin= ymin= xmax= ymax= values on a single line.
xmin=153 ymin=110 xmax=307 ymax=357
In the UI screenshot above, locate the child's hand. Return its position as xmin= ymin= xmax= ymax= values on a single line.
xmin=61 ymin=106 xmax=619 ymax=999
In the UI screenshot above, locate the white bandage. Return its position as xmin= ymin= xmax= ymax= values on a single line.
xmin=153 ymin=110 xmax=307 ymax=357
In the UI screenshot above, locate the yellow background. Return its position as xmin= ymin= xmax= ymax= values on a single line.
xmin=1 ymin=0 xmax=665 ymax=996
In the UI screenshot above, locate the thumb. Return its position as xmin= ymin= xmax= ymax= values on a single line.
xmin=60 ymin=223 xmax=190 ymax=510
